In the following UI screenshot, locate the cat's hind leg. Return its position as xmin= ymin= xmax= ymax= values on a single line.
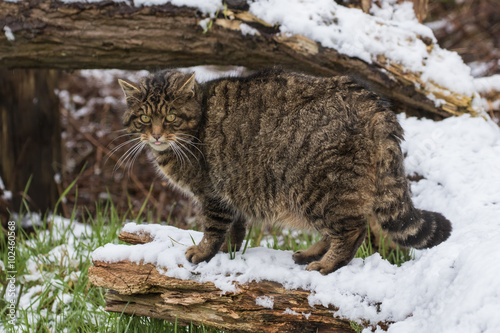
xmin=185 ymin=198 xmax=234 ymax=264
xmin=220 ymin=214 xmax=247 ymax=253
xmin=292 ymin=235 xmax=331 ymax=265
xmin=306 ymin=216 xmax=366 ymax=275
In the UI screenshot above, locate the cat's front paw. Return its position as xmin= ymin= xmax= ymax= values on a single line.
xmin=293 ymin=250 xmax=320 ymax=265
xmin=306 ymin=260 xmax=341 ymax=275
xmin=185 ymin=245 xmax=216 ymax=264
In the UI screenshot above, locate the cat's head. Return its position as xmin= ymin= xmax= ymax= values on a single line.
xmin=118 ymin=70 xmax=201 ymax=152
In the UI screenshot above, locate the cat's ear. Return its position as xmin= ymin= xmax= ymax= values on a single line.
xmin=178 ymin=73 xmax=196 ymax=99
xmin=118 ymin=79 xmax=141 ymax=104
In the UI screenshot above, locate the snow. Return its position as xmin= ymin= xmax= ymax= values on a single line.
xmin=283 ymin=308 xmax=300 ymax=316
xmin=469 ymin=60 xmax=498 ymax=78
xmin=134 ymin=0 xmax=221 ymax=14
xmin=247 ymin=0 xmax=475 ymax=101
xmin=239 ymin=23 xmax=260 ymax=36
xmin=0 ymin=175 xmax=12 ymax=200
xmin=178 ymin=66 xmax=245 ymax=83
xmin=474 ymin=75 xmax=500 ymax=94
xmin=92 ymin=114 xmax=500 ymax=331
xmin=3 ymin=26 xmax=15 ymax=41
xmin=255 ymin=296 xmax=274 ymax=309
xmin=0 ymin=176 xmax=9 ymax=200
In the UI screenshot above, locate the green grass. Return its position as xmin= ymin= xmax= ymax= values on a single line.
xmin=0 ymin=198 xmax=220 ymax=333
xmin=357 ymin=219 xmax=415 ymax=266
xmin=0 ymin=190 xmax=413 ymax=332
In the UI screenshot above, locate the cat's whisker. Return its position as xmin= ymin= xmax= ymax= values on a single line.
xmin=123 ymin=141 xmax=143 ymax=169
xmin=175 ymin=136 xmax=205 ymax=161
xmin=175 ymin=139 xmax=200 ymax=165
xmin=106 ymin=137 xmax=142 ymax=166
xmin=108 ymin=136 xmax=141 ymax=155
xmin=122 ymin=145 xmax=144 ymax=176
xmin=175 ymin=142 xmax=192 ymax=167
xmin=175 ymin=134 xmax=202 ymax=147
xmin=112 ymin=129 xmax=128 ymax=134
xmin=125 ymin=141 xmax=147 ymax=175
xmin=171 ymin=141 xmax=191 ymax=167
xmin=169 ymin=142 xmax=184 ymax=168
xmin=114 ymin=140 xmax=145 ymax=173
xmin=107 ymin=132 xmax=140 ymax=147
xmin=175 ymin=133 xmax=205 ymax=144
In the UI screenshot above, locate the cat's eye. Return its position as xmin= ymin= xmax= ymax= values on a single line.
xmin=165 ymin=114 xmax=176 ymax=123
xmin=140 ymin=115 xmax=151 ymax=123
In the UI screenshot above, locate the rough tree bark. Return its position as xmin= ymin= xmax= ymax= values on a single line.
xmin=0 ymin=69 xmax=61 ymax=218
xmin=89 ymin=229 xmax=370 ymax=333
xmin=0 ymin=0 xmax=476 ymax=119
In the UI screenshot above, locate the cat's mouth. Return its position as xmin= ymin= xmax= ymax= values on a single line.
xmin=147 ymin=138 xmax=169 ymax=151
xmin=147 ymin=139 xmax=170 ymax=151
xmin=142 ymin=134 xmax=177 ymax=152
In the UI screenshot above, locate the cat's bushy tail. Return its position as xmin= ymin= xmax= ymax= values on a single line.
xmin=370 ymin=111 xmax=451 ymax=249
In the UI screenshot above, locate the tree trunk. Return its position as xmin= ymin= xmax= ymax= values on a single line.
xmin=89 ymin=230 xmax=363 ymax=333
xmin=0 ymin=69 xmax=61 ymax=215
xmin=0 ymin=0 xmax=476 ymax=119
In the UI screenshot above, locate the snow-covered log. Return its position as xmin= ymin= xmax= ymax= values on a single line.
xmin=89 ymin=230 xmax=359 ymax=333
xmin=0 ymin=0 xmax=480 ymax=118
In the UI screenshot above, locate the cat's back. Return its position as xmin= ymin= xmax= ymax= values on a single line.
xmin=202 ymin=68 xmax=380 ymax=153
xmin=200 ymin=68 xmax=383 ymax=216
xmin=203 ymin=68 xmax=331 ymax=158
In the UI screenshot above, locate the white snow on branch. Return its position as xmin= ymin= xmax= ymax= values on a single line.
xmin=255 ymin=296 xmax=274 ymax=309
xmin=133 ymin=0 xmax=221 ymax=14
xmin=239 ymin=23 xmax=260 ymax=36
xmin=248 ymin=0 xmax=475 ymax=99
xmin=283 ymin=308 xmax=300 ymax=316
xmin=474 ymin=75 xmax=500 ymax=93
xmin=3 ymin=26 xmax=15 ymax=41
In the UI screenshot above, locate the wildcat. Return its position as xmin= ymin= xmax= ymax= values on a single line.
xmin=118 ymin=67 xmax=452 ymax=275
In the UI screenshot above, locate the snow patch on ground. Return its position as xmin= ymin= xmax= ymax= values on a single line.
xmin=0 ymin=176 xmax=12 ymax=201
xmin=92 ymin=114 xmax=500 ymax=331
xmin=6 ymin=215 xmax=97 ymax=331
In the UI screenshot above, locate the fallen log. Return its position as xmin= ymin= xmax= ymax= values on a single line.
xmin=89 ymin=230 xmax=358 ymax=332
xmin=90 ymin=261 xmax=355 ymax=332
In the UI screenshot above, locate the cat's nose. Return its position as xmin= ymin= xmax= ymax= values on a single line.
xmin=152 ymin=133 xmax=162 ymax=140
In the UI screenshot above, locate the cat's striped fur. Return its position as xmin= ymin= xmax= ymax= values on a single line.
xmin=118 ymin=67 xmax=452 ymax=274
